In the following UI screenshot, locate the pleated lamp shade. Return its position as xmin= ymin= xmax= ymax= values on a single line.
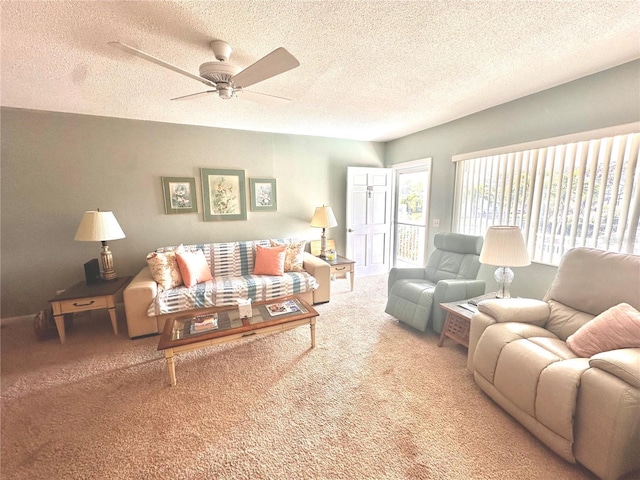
xmin=480 ymin=226 xmax=530 ymax=267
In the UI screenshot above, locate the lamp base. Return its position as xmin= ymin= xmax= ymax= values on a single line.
xmin=494 ymin=266 xmax=514 ymax=299
xmin=320 ymin=229 xmax=328 ymax=258
xmin=101 ymin=243 xmax=117 ymax=281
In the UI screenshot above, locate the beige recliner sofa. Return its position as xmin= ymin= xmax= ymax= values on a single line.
xmin=468 ymin=247 xmax=640 ymax=480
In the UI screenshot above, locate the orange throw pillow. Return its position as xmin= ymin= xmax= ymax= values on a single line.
xmin=175 ymin=250 xmax=213 ymax=287
xmin=253 ymin=244 xmax=286 ymax=276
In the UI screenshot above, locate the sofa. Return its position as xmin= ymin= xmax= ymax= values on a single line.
xmin=124 ymin=239 xmax=330 ymax=338
xmin=385 ymin=232 xmax=485 ymax=333
xmin=468 ymin=247 xmax=640 ymax=480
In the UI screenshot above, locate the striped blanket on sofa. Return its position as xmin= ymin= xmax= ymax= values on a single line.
xmin=146 ymin=239 xmax=319 ymax=316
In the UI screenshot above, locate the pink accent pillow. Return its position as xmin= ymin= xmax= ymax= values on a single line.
xmin=253 ymin=244 xmax=286 ymax=276
xmin=566 ymin=303 xmax=640 ymax=357
xmin=175 ymin=250 xmax=213 ymax=287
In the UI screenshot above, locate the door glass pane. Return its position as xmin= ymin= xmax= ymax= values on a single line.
xmin=395 ymin=169 xmax=429 ymax=267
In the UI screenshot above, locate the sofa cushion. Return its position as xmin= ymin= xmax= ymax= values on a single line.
xmin=253 ymin=244 xmax=286 ymax=276
xmin=146 ymin=272 xmax=319 ymax=316
xmin=146 ymin=246 xmax=183 ymax=290
xmin=176 ymin=250 xmax=214 ymax=287
xmin=566 ymin=303 xmax=640 ymax=357
xmin=270 ymin=239 xmax=306 ymax=272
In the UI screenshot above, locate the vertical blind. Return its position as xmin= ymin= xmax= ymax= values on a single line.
xmin=453 ymin=129 xmax=640 ymax=265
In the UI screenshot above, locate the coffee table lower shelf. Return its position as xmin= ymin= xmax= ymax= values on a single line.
xmin=157 ymin=296 xmax=318 ymax=386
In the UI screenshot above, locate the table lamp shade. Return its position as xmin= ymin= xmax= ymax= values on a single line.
xmin=480 ymin=226 xmax=530 ymax=299
xmin=479 ymin=226 xmax=530 ymax=267
xmin=310 ymin=206 xmax=338 ymax=229
xmin=74 ymin=211 xmax=125 ymax=242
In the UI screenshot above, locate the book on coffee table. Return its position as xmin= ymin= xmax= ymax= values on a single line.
xmin=189 ymin=314 xmax=218 ymax=334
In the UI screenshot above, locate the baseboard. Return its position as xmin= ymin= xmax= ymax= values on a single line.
xmin=1 ymin=314 xmax=36 ymax=326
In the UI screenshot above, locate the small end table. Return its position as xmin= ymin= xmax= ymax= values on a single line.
xmin=48 ymin=276 xmax=132 ymax=344
xmin=322 ymin=255 xmax=355 ymax=291
xmin=438 ymin=293 xmax=495 ymax=348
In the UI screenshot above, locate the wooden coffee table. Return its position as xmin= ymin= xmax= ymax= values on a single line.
xmin=157 ymin=296 xmax=318 ymax=386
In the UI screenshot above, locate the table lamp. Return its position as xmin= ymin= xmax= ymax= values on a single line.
xmin=479 ymin=225 xmax=530 ymax=298
xmin=74 ymin=210 xmax=126 ymax=281
xmin=310 ymin=205 xmax=338 ymax=258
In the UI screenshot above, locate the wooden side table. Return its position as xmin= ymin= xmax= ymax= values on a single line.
xmin=438 ymin=302 xmax=476 ymax=348
xmin=48 ymin=276 xmax=132 ymax=344
xmin=438 ymin=293 xmax=496 ymax=348
xmin=323 ymin=255 xmax=355 ymax=291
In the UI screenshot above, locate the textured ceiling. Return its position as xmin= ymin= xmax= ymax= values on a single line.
xmin=2 ymin=1 xmax=639 ymax=142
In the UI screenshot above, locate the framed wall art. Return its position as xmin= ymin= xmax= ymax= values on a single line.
xmin=201 ymin=168 xmax=247 ymax=221
xmin=249 ymin=178 xmax=277 ymax=212
xmin=162 ymin=177 xmax=198 ymax=214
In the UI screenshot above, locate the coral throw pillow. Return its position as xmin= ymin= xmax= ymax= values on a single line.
xmin=270 ymin=239 xmax=306 ymax=272
xmin=253 ymin=245 xmax=286 ymax=276
xmin=146 ymin=245 xmax=184 ymax=290
xmin=566 ymin=303 xmax=640 ymax=357
xmin=175 ymin=250 xmax=213 ymax=287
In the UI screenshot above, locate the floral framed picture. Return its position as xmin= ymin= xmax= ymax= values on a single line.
xmin=249 ymin=178 xmax=277 ymax=212
xmin=201 ymin=168 xmax=247 ymax=221
xmin=161 ymin=177 xmax=198 ymax=214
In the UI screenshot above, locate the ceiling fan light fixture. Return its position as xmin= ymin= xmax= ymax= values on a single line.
xmin=217 ymin=84 xmax=233 ymax=99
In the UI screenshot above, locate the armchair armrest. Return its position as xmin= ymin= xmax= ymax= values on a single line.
xmin=467 ymin=298 xmax=550 ymax=372
xmin=478 ymin=298 xmax=550 ymax=326
xmin=387 ymin=267 xmax=425 ymax=295
xmin=589 ymin=348 xmax=640 ymax=388
xmin=431 ymin=279 xmax=486 ymax=334
xmin=433 ymin=279 xmax=486 ymax=305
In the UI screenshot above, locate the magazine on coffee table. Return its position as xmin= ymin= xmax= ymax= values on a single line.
xmin=266 ymin=299 xmax=302 ymax=316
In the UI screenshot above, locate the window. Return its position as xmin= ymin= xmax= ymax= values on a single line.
xmin=453 ymin=125 xmax=640 ymax=265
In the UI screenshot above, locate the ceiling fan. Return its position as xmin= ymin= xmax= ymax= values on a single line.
xmin=108 ymin=40 xmax=300 ymax=104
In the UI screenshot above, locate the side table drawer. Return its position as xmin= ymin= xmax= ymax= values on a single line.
xmin=59 ymin=296 xmax=108 ymax=313
xmin=330 ymin=264 xmax=352 ymax=275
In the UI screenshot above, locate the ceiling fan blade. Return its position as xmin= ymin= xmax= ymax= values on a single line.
xmin=108 ymin=41 xmax=216 ymax=88
xmin=231 ymin=47 xmax=299 ymax=88
xmin=238 ymin=90 xmax=292 ymax=105
xmin=171 ymin=90 xmax=218 ymax=101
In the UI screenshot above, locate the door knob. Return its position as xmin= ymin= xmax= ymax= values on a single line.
xmin=348 ymin=228 xmax=354 ymax=232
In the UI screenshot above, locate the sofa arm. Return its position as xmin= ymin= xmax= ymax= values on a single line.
xmin=123 ymin=267 xmax=161 ymax=338
xmin=589 ymin=348 xmax=640 ymax=388
xmin=303 ymin=252 xmax=330 ymax=304
xmin=387 ymin=267 xmax=425 ymax=295
xmin=431 ymin=279 xmax=486 ymax=333
xmin=478 ymin=298 xmax=550 ymax=326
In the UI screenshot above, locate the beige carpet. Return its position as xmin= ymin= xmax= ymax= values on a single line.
xmin=1 ymin=274 xmax=599 ymax=480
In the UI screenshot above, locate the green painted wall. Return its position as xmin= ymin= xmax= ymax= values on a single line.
xmin=385 ymin=59 xmax=640 ymax=299
xmin=2 ymin=60 xmax=638 ymax=317
xmin=1 ymin=109 xmax=384 ymax=317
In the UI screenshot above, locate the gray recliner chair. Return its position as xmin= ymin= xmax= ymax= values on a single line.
xmin=385 ymin=233 xmax=485 ymax=333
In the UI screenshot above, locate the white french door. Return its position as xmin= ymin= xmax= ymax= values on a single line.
xmin=346 ymin=167 xmax=393 ymax=276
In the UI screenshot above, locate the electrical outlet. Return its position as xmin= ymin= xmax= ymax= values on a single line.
xmin=432 ymin=218 xmax=440 ymax=227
